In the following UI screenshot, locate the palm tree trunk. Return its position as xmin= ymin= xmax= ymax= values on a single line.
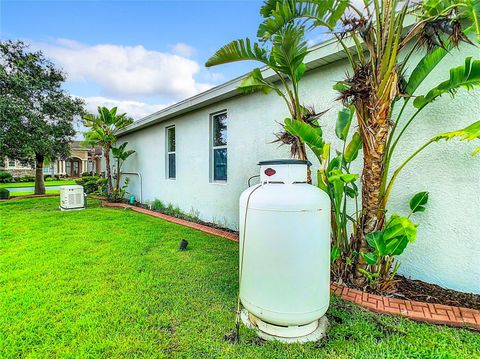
xmin=34 ymin=153 xmax=45 ymax=195
xmin=104 ymin=145 xmax=113 ymax=196
xmin=353 ymin=106 xmax=391 ymax=284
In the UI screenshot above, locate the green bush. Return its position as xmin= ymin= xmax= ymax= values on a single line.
xmin=0 ymin=171 xmax=13 ymax=183
xmin=0 ymin=188 xmax=10 ymax=199
xmin=75 ymin=175 xmax=101 ymax=194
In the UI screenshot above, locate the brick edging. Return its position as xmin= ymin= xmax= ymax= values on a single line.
xmin=101 ymin=201 xmax=239 ymax=242
xmin=330 ymin=283 xmax=480 ymax=330
xmin=101 ymin=201 xmax=479 ymax=331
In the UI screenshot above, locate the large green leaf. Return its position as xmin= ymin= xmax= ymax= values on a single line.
xmin=432 ymin=120 xmax=480 ymax=155
xmin=413 ymin=57 xmax=480 ymax=108
xmin=205 ymin=38 xmax=272 ymax=67
xmin=271 ymin=24 xmax=309 ymax=78
xmin=366 ymin=231 xmax=387 ymax=257
xmin=405 ymin=46 xmax=448 ymax=96
xmin=383 ymin=214 xmax=418 ymax=256
xmin=360 ymin=251 xmax=379 ymax=266
xmin=409 ymin=191 xmax=429 ymax=213
xmin=258 ymin=0 xmax=348 ymax=39
xmin=344 ymin=132 xmax=362 ymax=163
xmin=238 ymin=68 xmax=279 ymax=95
xmin=284 ymin=118 xmax=325 ymax=159
xmin=335 ymin=106 xmax=354 ymax=141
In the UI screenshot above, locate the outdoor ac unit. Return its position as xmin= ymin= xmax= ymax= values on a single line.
xmin=60 ymin=185 xmax=85 ymax=210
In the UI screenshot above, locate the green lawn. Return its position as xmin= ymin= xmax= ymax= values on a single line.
xmin=0 ymin=198 xmax=478 ymax=358
xmin=0 ymin=179 xmax=76 ymax=188
xmin=10 ymin=189 xmax=60 ymax=197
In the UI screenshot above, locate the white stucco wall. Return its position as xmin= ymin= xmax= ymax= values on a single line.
xmin=119 ymin=43 xmax=480 ymax=294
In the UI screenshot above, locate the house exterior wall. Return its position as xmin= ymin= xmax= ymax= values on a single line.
xmin=119 ymin=44 xmax=480 ymax=294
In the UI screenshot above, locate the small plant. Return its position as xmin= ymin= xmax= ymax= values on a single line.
xmin=0 ymin=188 xmax=10 ymax=199
xmin=149 ymin=199 xmax=201 ymax=223
xmin=109 ymin=177 xmax=129 ymax=203
xmin=0 ymin=171 xmax=13 ymax=183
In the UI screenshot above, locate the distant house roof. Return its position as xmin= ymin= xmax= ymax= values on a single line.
xmin=118 ymin=36 xmax=355 ymax=137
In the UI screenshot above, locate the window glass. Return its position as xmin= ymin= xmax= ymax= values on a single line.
xmin=8 ymin=160 xmax=15 ymax=167
xmin=168 ymin=153 xmax=176 ymax=179
xmin=213 ymin=148 xmax=227 ymax=181
xmin=167 ymin=127 xmax=176 ymax=152
xmin=166 ymin=126 xmax=176 ymax=179
xmin=211 ymin=112 xmax=227 ymax=182
xmin=212 ymin=113 xmax=227 ymax=147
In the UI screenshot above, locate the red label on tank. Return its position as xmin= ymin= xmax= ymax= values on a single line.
xmin=264 ymin=168 xmax=276 ymax=176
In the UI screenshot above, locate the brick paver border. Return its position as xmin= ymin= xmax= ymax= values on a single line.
xmin=102 ymin=201 xmax=479 ymax=331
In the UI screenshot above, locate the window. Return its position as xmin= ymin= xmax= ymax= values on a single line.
xmin=211 ymin=112 xmax=227 ymax=182
xmin=166 ymin=126 xmax=176 ymax=179
xmin=8 ymin=159 xmax=15 ymax=168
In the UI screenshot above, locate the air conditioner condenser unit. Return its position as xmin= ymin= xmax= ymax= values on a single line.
xmin=60 ymin=185 xmax=85 ymax=210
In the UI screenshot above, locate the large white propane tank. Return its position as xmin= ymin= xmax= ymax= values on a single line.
xmin=239 ymin=159 xmax=331 ymax=339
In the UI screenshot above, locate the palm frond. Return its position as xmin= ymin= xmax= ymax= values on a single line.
xmin=205 ymin=38 xmax=272 ymax=67
xmin=432 ymin=120 xmax=480 ymax=155
xmin=413 ymin=57 xmax=480 ymax=108
xmin=258 ymin=0 xmax=348 ymax=40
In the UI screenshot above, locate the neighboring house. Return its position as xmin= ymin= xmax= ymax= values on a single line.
xmin=117 ymin=38 xmax=480 ymax=294
xmin=0 ymin=158 xmax=35 ymax=177
xmin=1 ymin=141 xmax=102 ymax=178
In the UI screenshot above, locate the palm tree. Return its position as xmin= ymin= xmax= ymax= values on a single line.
xmin=258 ymin=0 xmax=480 ymax=287
xmin=83 ymin=107 xmax=133 ymax=196
xmin=205 ymin=20 xmax=343 ymax=181
xmin=111 ymin=142 xmax=135 ymax=193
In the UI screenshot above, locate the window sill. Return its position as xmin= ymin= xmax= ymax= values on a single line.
xmin=210 ymin=181 xmax=228 ymax=185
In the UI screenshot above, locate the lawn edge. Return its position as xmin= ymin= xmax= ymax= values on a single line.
xmin=103 ymin=201 xmax=480 ymax=331
xmin=102 ymin=201 xmax=239 ymax=242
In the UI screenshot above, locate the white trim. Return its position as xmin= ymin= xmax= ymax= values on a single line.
xmin=210 ymin=111 xmax=228 ymax=183
xmin=166 ymin=125 xmax=176 ymax=179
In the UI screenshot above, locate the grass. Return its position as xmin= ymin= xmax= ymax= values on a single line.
xmin=0 ymin=197 xmax=478 ymax=358
xmin=10 ymin=189 xmax=60 ymax=197
xmin=0 ymin=179 xmax=76 ymax=188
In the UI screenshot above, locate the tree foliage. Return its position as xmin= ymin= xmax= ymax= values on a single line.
xmin=0 ymin=40 xmax=85 ymax=194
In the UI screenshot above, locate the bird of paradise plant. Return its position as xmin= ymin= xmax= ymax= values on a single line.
xmin=257 ymin=0 xmax=480 ymax=291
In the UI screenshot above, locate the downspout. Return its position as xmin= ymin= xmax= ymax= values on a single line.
xmin=120 ymin=171 xmax=143 ymax=203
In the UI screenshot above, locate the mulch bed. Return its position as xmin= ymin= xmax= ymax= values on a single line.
xmin=392 ymin=275 xmax=480 ymax=310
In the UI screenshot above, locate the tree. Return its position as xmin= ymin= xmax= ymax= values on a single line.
xmin=83 ymin=107 xmax=133 ymax=198
xmin=0 ymin=40 xmax=85 ymax=194
xmin=111 ymin=142 xmax=135 ymax=195
xmin=216 ymin=0 xmax=480 ymax=291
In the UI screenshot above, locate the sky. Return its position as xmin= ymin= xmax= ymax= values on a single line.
xmin=0 ymin=0 xmax=331 ymax=121
xmin=0 ymin=0 xmax=263 ymax=120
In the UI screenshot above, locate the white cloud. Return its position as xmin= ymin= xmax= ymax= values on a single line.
xmin=35 ymin=39 xmax=213 ymax=100
xmin=81 ymin=96 xmax=168 ymax=120
xmin=171 ymin=42 xmax=195 ymax=57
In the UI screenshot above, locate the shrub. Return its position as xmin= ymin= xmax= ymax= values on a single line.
xmin=0 ymin=171 xmax=13 ymax=183
xmin=0 ymin=188 xmax=10 ymax=200
xmin=149 ymin=199 xmax=201 ymax=223
xmin=150 ymin=199 xmax=166 ymax=211
xmin=75 ymin=175 xmax=101 ymax=194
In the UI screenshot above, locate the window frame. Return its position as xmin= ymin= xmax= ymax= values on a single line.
xmin=210 ymin=111 xmax=228 ymax=183
xmin=166 ymin=125 xmax=176 ymax=179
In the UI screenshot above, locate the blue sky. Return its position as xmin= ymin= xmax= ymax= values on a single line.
xmin=0 ymin=0 xmax=328 ymax=119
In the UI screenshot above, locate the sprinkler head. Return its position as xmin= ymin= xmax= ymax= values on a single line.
xmin=178 ymin=239 xmax=188 ymax=251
